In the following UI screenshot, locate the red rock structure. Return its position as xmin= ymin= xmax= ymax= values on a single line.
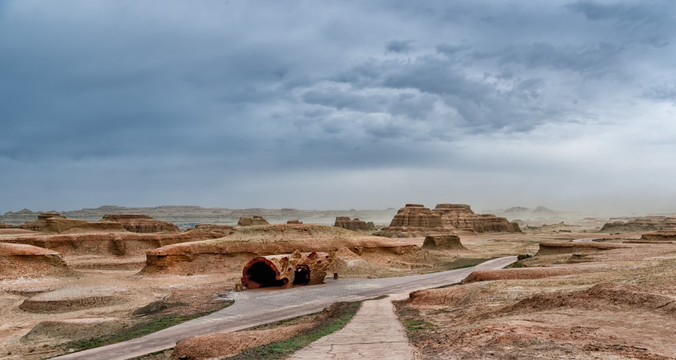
xmin=101 ymin=214 xmax=179 ymax=233
xmin=241 ymin=251 xmax=331 ymax=289
xmin=433 ymin=204 xmax=521 ymax=233
xmin=237 ymin=215 xmax=270 ymax=226
xmin=334 ymin=217 xmax=375 ymax=231
xmin=19 ymin=212 xmax=67 ymax=231
xmin=375 ymin=204 xmax=445 ymax=238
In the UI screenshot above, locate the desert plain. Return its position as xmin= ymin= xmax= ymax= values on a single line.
xmin=0 ymin=204 xmax=674 ymax=360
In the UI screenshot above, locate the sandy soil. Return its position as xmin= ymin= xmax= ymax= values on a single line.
xmin=395 ymin=235 xmax=676 ymax=359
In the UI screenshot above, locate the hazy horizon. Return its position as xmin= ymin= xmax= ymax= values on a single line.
xmin=2 ymin=1 xmax=675 ymax=216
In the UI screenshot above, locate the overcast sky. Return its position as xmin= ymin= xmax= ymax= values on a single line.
xmin=1 ymin=0 xmax=675 ymax=215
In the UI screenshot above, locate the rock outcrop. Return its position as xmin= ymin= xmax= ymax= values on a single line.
xmin=422 ymin=235 xmax=467 ymax=250
xmin=376 ymin=204 xmax=445 ymax=237
xmin=601 ymin=216 xmax=676 ymax=233
xmin=0 ymin=243 xmax=70 ymax=279
xmin=241 ymin=251 xmax=331 ymax=289
xmin=19 ymin=212 xmax=67 ymax=231
xmin=377 ymin=203 xmax=520 ymax=237
xmin=142 ymin=224 xmax=428 ymax=276
xmin=101 ymin=214 xmax=179 ymax=233
xmin=334 ymin=217 xmax=375 ymax=231
xmin=237 ymin=215 xmax=270 ymax=226
xmin=188 ymin=224 xmax=235 ymax=237
xmin=0 ymin=222 xmax=16 ymax=229
xmin=434 ymin=204 xmax=521 ymax=233
xmin=640 ymin=231 xmax=676 ymax=241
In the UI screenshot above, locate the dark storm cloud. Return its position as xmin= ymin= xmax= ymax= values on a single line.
xmin=1 ymin=0 xmax=675 ymax=213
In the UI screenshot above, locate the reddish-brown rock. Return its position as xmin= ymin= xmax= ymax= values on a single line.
xmin=287 ymin=220 xmax=303 ymax=224
xmin=0 ymin=222 xmax=16 ymax=229
xmin=241 ymin=251 xmax=331 ymax=289
xmin=101 ymin=214 xmax=179 ymax=233
xmin=188 ymin=224 xmax=235 ymax=237
xmin=237 ymin=215 xmax=270 ymax=226
xmin=422 ymin=235 xmax=467 ymax=250
xmin=334 ymin=217 xmax=375 ymax=231
xmin=375 ymin=204 xmax=445 ymax=237
xmin=19 ymin=212 xmax=67 ymax=231
xmin=433 ymin=204 xmax=521 ymax=233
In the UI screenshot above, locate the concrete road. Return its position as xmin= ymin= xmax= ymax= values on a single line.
xmin=52 ymin=256 xmax=516 ymax=360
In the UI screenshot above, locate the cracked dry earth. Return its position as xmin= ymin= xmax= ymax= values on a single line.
xmin=289 ymin=294 xmax=418 ymax=360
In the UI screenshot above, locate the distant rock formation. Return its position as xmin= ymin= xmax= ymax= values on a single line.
xmin=601 ymin=216 xmax=676 ymax=233
xmin=334 ymin=217 xmax=375 ymax=231
xmin=0 ymin=222 xmax=16 ymax=229
xmin=287 ymin=220 xmax=303 ymax=224
xmin=377 ymin=203 xmax=520 ymax=237
xmin=640 ymin=230 xmax=676 ymax=241
xmin=375 ymin=204 xmax=445 ymax=238
xmin=19 ymin=212 xmax=66 ymax=231
xmin=237 ymin=215 xmax=270 ymax=226
xmin=101 ymin=214 xmax=179 ymax=233
xmin=188 ymin=224 xmax=235 ymax=236
xmin=434 ymin=204 xmax=520 ymax=233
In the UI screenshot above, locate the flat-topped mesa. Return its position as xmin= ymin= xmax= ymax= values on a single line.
xmin=375 ymin=204 xmax=445 ymax=238
xmin=334 ymin=217 xmax=376 ymax=231
xmin=19 ymin=212 xmax=126 ymax=233
xmin=237 ymin=215 xmax=270 ymax=226
xmin=19 ymin=212 xmax=67 ymax=231
xmin=433 ymin=203 xmax=521 ymax=233
xmin=101 ymin=214 xmax=179 ymax=233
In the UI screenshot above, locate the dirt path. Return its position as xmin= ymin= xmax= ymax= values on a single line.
xmin=52 ymin=256 xmax=516 ymax=360
xmin=289 ymin=293 xmax=414 ymax=360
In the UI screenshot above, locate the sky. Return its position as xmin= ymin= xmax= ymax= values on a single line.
xmin=1 ymin=0 xmax=675 ymax=215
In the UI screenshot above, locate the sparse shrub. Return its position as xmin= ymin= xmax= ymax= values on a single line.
xmin=517 ymin=253 xmax=532 ymax=260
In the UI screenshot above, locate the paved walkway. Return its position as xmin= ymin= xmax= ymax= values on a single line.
xmin=53 ymin=256 xmax=515 ymax=360
xmin=289 ymin=293 xmax=414 ymax=360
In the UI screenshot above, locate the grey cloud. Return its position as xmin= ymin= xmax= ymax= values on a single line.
xmin=385 ymin=40 xmax=413 ymax=54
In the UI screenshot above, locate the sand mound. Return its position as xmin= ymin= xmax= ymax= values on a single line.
xmin=172 ymin=323 xmax=313 ymax=360
xmin=19 ymin=285 xmax=126 ymax=313
xmin=0 ymin=243 xmax=70 ymax=279
xmin=462 ymin=266 xmax=597 ymax=284
xmin=501 ymin=283 xmax=676 ymax=315
xmin=535 ymin=241 xmax=624 ymax=256
xmin=407 ymin=282 xmax=488 ymax=307
xmin=21 ymin=318 xmax=126 ymax=343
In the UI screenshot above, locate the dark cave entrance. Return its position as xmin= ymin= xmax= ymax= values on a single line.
xmin=293 ymin=265 xmax=311 ymax=285
xmin=244 ymin=261 xmax=288 ymax=288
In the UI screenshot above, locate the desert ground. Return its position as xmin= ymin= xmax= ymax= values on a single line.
xmin=0 ymin=207 xmax=674 ymax=359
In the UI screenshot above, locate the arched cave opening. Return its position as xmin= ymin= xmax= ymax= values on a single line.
xmin=244 ymin=261 xmax=288 ymax=288
xmin=293 ymin=265 xmax=311 ymax=285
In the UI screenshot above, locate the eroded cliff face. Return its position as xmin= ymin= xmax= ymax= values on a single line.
xmin=375 ymin=204 xmax=445 ymax=237
xmin=0 ymin=243 xmax=70 ymax=279
xmin=237 ymin=215 xmax=270 ymax=226
xmin=101 ymin=214 xmax=180 ymax=233
xmin=377 ymin=203 xmax=520 ymax=237
xmin=334 ymin=217 xmax=375 ymax=231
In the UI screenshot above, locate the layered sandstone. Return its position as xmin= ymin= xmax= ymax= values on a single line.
xmin=434 ymin=204 xmax=521 ymax=233
xmin=0 ymin=231 xmax=225 ymax=257
xmin=237 ymin=215 xmax=270 ymax=226
xmin=0 ymin=243 xmax=70 ymax=279
xmin=377 ymin=203 xmax=520 ymax=237
xmin=142 ymin=224 xmax=428 ymax=276
xmin=536 ymin=242 xmax=625 ymax=256
xmin=376 ymin=204 xmax=445 ymax=237
xmin=640 ymin=231 xmax=676 ymax=241
xmin=601 ymin=216 xmax=676 ymax=233
xmin=101 ymin=214 xmax=179 ymax=233
xmin=334 ymin=217 xmax=375 ymax=231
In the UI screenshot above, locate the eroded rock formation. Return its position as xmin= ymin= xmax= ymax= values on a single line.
xmin=375 ymin=204 xmax=445 ymax=237
xmin=434 ymin=204 xmax=520 ymax=233
xmin=377 ymin=203 xmax=520 ymax=237
xmin=334 ymin=217 xmax=375 ymax=231
xmin=237 ymin=215 xmax=270 ymax=226
xmin=601 ymin=216 xmax=676 ymax=233
xmin=0 ymin=243 xmax=70 ymax=279
xmin=101 ymin=214 xmax=179 ymax=233
xmin=241 ymin=251 xmax=331 ymax=289
xmin=422 ymin=235 xmax=467 ymax=250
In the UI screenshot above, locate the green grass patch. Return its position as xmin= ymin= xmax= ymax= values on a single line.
xmin=226 ymin=301 xmax=361 ymax=360
xmin=402 ymin=319 xmax=435 ymax=332
xmin=59 ymin=300 xmax=234 ymax=355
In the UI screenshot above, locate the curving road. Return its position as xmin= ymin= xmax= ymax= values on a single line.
xmin=52 ymin=256 xmax=516 ymax=360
